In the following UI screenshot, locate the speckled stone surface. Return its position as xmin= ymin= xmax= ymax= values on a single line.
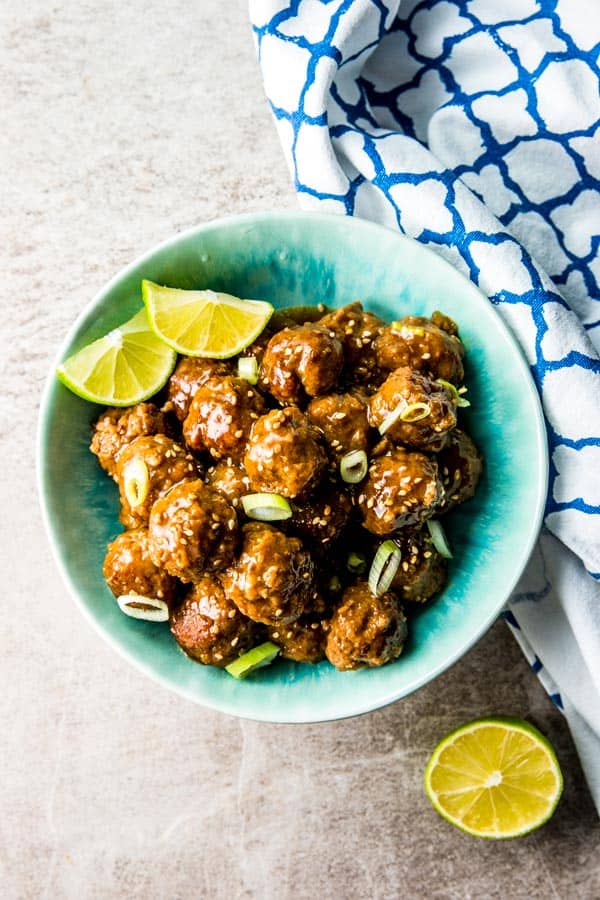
xmin=2 ymin=1 xmax=599 ymax=898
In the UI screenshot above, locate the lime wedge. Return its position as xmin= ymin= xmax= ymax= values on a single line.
xmin=56 ymin=308 xmax=177 ymax=406
xmin=225 ymin=642 xmax=280 ymax=679
xmin=142 ymin=280 xmax=274 ymax=359
xmin=424 ymin=717 xmax=563 ymax=839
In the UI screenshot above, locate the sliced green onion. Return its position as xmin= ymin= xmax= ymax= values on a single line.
xmin=436 ymin=378 xmax=471 ymax=408
xmin=379 ymin=398 xmax=430 ymax=434
xmin=340 ymin=449 xmax=368 ymax=483
xmin=123 ymin=458 xmax=149 ymax=508
xmin=238 ymin=356 xmax=258 ymax=385
xmin=347 ymin=551 xmax=367 ymax=575
xmin=328 ymin=575 xmax=343 ymax=593
xmin=368 ymin=540 xmax=402 ymax=597
xmin=391 ymin=322 xmax=426 ymax=338
xmin=117 ymin=594 xmax=169 ymax=622
xmin=241 ymin=492 xmax=292 ymax=521
xmin=225 ymin=642 xmax=280 ymax=679
xmin=427 ymin=519 xmax=453 ymax=558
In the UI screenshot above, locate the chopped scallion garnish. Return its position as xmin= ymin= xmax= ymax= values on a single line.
xmin=379 ymin=398 xmax=430 ymax=433
xmin=241 ymin=492 xmax=292 ymax=522
xmin=238 ymin=356 xmax=259 ymax=385
xmin=368 ymin=540 xmax=402 ymax=597
xmin=225 ymin=642 xmax=280 ymax=679
xmin=426 ymin=519 xmax=453 ymax=558
xmin=347 ymin=551 xmax=367 ymax=575
xmin=340 ymin=449 xmax=368 ymax=483
xmin=123 ymin=458 xmax=150 ymax=508
xmin=117 ymin=594 xmax=169 ymax=622
xmin=435 ymin=378 xmax=471 ymax=408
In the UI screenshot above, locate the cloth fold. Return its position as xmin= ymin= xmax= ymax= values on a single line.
xmin=250 ymin=0 xmax=600 ymax=811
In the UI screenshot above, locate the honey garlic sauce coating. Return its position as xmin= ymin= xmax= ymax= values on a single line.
xmin=148 ymin=480 xmax=237 ymax=582
xmin=389 ymin=528 xmax=447 ymax=604
xmin=205 ymin=460 xmax=251 ymax=510
xmin=244 ymin=406 xmax=327 ymax=499
xmin=436 ymin=429 xmax=483 ymax=514
xmin=375 ymin=316 xmax=464 ymax=384
xmin=290 ymin=486 xmax=352 ymax=548
xmin=166 ymin=357 xmax=232 ymax=422
xmin=358 ymin=448 xmax=444 ymax=534
xmin=103 ymin=528 xmax=178 ymax=604
xmin=367 ymin=367 xmax=456 ymax=452
xmin=325 ymin=581 xmax=407 ymax=671
xmin=169 ymin=575 xmax=257 ymax=667
xmin=221 ymin=522 xmax=315 ymax=625
xmin=259 ymin=324 xmax=344 ymax=405
xmin=306 ymin=392 xmax=370 ymax=460
xmin=90 ymin=402 xmax=172 ymax=479
xmin=183 ymin=375 xmax=265 ymax=462
xmin=318 ymin=301 xmax=385 ymax=386
xmin=267 ymin=615 xmax=329 ymax=663
xmin=116 ymin=434 xmax=199 ymax=529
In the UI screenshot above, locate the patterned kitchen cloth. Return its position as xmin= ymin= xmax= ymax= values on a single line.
xmin=250 ymin=0 xmax=600 ymax=811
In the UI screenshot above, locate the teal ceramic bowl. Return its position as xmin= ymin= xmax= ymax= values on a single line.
xmin=38 ymin=212 xmax=548 ymax=723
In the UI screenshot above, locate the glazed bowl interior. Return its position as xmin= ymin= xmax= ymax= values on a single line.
xmin=38 ymin=212 xmax=547 ymax=723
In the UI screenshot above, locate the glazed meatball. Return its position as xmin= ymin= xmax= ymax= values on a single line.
xmin=306 ymin=392 xmax=370 ymax=460
xmin=183 ymin=375 xmax=265 ymax=462
xmin=290 ymin=487 xmax=352 ymax=547
xmin=221 ymin=523 xmax=314 ymax=625
xmin=375 ymin=315 xmax=464 ymax=384
xmin=205 ymin=460 xmax=251 ymax=509
xmin=358 ymin=448 xmax=444 ymax=534
xmin=103 ymin=528 xmax=178 ymax=604
xmin=90 ymin=403 xmax=171 ymax=479
xmin=367 ymin=367 xmax=456 ymax=452
xmin=116 ymin=434 xmax=198 ymax=529
xmin=244 ymin=407 xmax=327 ymax=499
xmin=389 ymin=529 xmax=447 ymax=603
xmin=319 ymin=301 xmax=385 ymax=385
xmin=166 ymin=357 xmax=232 ymax=422
xmin=149 ymin=480 xmax=237 ymax=582
xmin=169 ymin=575 xmax=257 ymax=666
xmin=437 ymin=429 xmax=483 ymax=514
xmin=325 ymin=581 xmax=407 ymax=671
xmin=259 ymin=325 xmax=343 ymax=405
xmin=267 ymin=615 xmax=329 ymax=663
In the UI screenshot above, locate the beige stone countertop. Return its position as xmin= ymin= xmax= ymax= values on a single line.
xmin=3 ymin=1 xmax=599 ymax=897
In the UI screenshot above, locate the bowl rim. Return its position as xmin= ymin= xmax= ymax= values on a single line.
xmin=37 ymin=209 xmax=549 ymax=723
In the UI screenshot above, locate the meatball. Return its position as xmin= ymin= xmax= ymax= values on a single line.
xmin=221 ymin=523 xmax=314 ymax=625
xmin=390 ymin=528 xmax=447 ymax=603
xmin=318 ymin=301 xmax=385 ymax=385
xmin=325 ymin=581 xmax=407 ymax=671
xmin=374 ymin=315 xmax=464 ymax=384
xmin=267 ymin=615 xmax=329 ymax=663
xmin=169 ymin=575 xmax=256 ymax=666
xmin=244 ymin=407 xmax=327 ymax=499
xmin=259 ymin=325 xmax=343 ymax=405
xmin=437 ymin=429 xmax=483 ymax=513
xmin=306 ymin=392 xmax=370 ymax=460
xmin=205 ymin=460 xmax=251 ymax=509
xmin=183 ymin=375 xmax=265 ymax=462
xmin=367 ymin=367 xmax=456 ymax=452
xmin=90 ymin=402 xmax=171 ymax=479
xmin=103 ymin=528 xmax=178 ymax=604
xmin=148 ymin=480 xmax=237 ymax=582
xmin=290 ymin=487 xmax=352 ymax=547
xmin=358 ymin=448 xmax=444 ymax=534
xmin=166 ymin=357 xmax=232 ymax=422
xmin=116 ymin=434 xmax=198 ymax=529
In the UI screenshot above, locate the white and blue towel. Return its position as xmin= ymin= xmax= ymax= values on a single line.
xmin=250 ymin=0 xmax=600 ymax=810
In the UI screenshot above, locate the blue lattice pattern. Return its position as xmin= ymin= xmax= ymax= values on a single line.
xmin=251 ymin=0 xmax=600 ymax=580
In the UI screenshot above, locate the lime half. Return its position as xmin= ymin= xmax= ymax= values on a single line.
xmin=424 ymin=717 xmax=563 ymax=839
xmin=142 ymin=280 xmax=274 ymax=359
xmin=56 ymin=308 xmax=177 ymax=406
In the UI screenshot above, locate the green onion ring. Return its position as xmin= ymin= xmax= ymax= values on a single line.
xmin=117 ymin=594 xmax=169 ymax=622
xmin=347 ymin=551 xmax=367 ymax=575
xmin=379 ymin=399 xmax=431 ymax=433
xmin=225 ymin=642 xmax=280 ymax=679
xmin=340 ymin=449 xmax=368 ymax=483
xmin=237 ymin=356 xmax=259 ymax=385
xmin=368 ymin=540 xmax=402 ymax=597
xmin=241 ymin=492 xmax=292 ymax=521
xmin=436 ymin=378 xmax=471 ymax=408
xmin=426 ymin=520 xmax=453 ymax=558
xmin=123 ymin=458 xmax=150 ymax=508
